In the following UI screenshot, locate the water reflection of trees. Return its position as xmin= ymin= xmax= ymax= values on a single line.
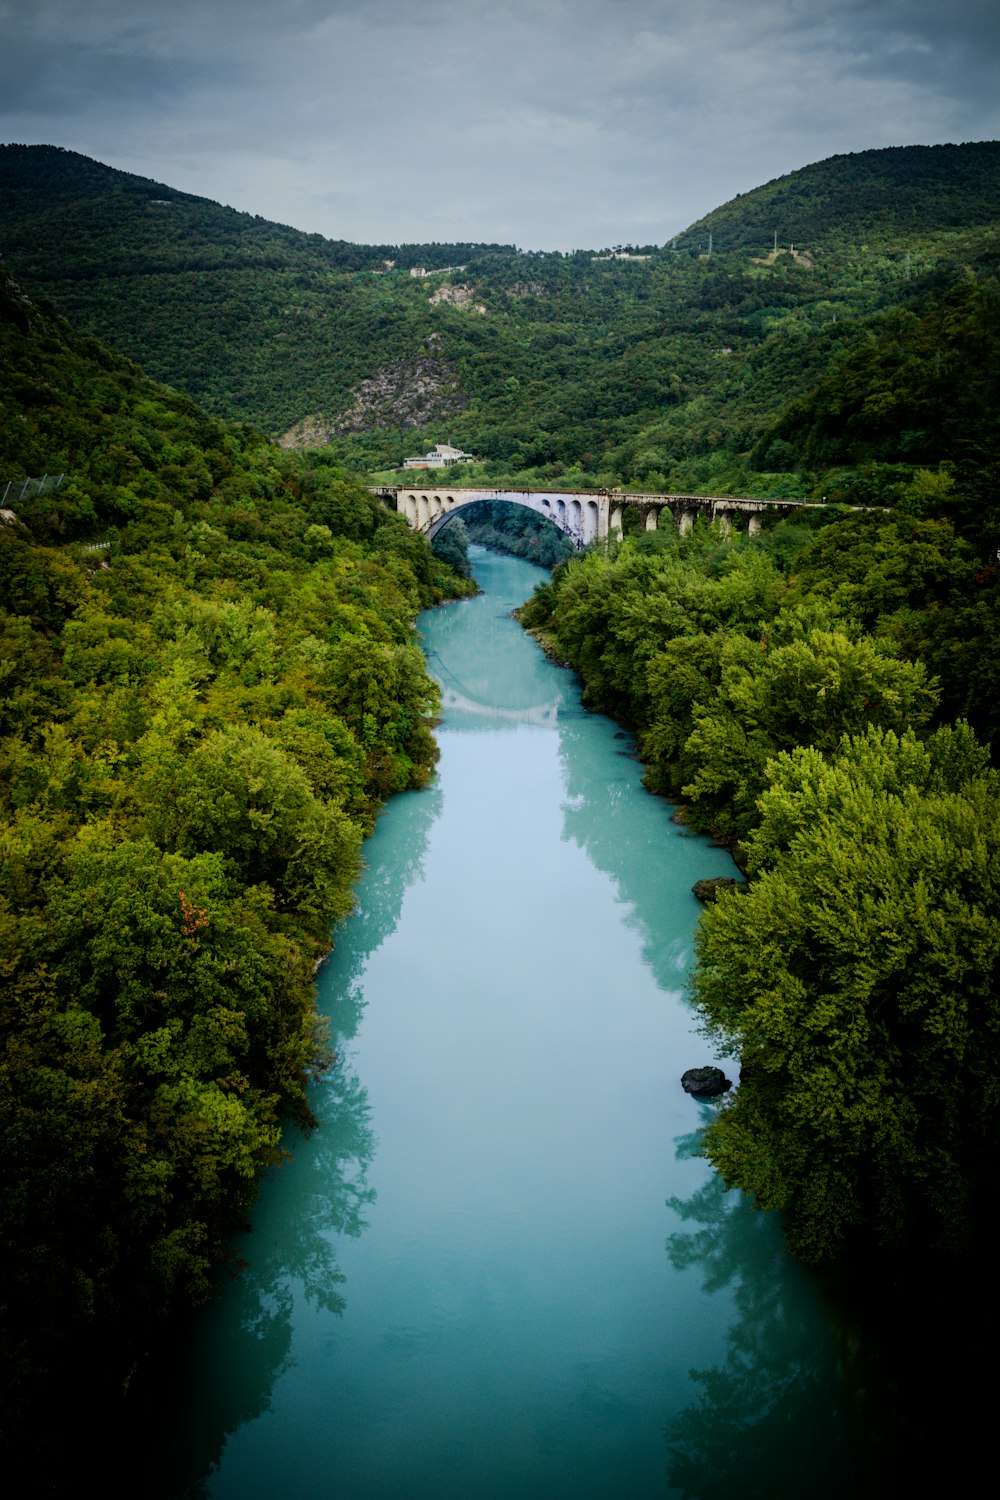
xmin=316 ymin=784 xmax=444 ymax=1042
xmin=420 ymin=549 xmax=574 ymax=733
xmin=664 ymin=1129 xmax=885 ymax=1499
xmin=556 ymin=711 xmax=706 ymax=994
xmin=143 ymin=1049 xmax=377 ymax=1498
xmin=144 ymin=783 xmax=445 ymax=1497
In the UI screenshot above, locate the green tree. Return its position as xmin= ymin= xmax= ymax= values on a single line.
xmin=139 ymin=726 xmax=363 ymax=926
xmin=694 ymin=725 xmax=1000 ymax=1264
xmin=682 ymin=627 xmax=937 ymax=843
xmin=431 ymin=517 xmax=471 ymax=578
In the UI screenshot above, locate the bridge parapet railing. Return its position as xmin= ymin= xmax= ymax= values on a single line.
xmin=378 ymin=484 xmax=813 ymax=510
xmin=615 ymin=491 xmax=809 ymax=512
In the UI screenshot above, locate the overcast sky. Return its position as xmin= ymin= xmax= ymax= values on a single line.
xmin=2 ymin=0 xmax=998 ymax=249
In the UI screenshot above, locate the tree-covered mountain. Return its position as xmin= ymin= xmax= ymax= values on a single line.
xmin=3 ymin=133 xmax=1000 ymax=1477
xmin=2 ymin=142 xmax=998 ymax=507
xmin=678 ymin=141 xmax=1000 ymax=254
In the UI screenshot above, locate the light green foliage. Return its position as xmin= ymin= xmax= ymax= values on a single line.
xmin=0 ymin=274 xmax=472 ymax=1432
xmin=140 ymin=725 xmax=362 ymax=922
xmin=152 ymin=595 xmax=279 ymax=684
xmin=539 ymin=538 xmax=783 ymax=724
xmin=745 ymin=722 xmax=990 ymax=874
xmin=266 ymin=707 xmax=369 ymax=824
xmin=326 ymin=636 xmax=441 ymax=794
xmin=694 ymin=728 xmax=1000 ymax=1264
xmin=526 ymin=509 xmax=998 ymax=1271
xmin=3 ymin=134 xmax=1000 ymax=1430
xmin=537 ymin=531 xmax=858 ymax=817
xmin=643 ymin=632 xmax=727 ymax=793
xmin=59 ymin=601 xmax=157 ymax=684
xmin=682 ymin=627 xmax=937 ymax=843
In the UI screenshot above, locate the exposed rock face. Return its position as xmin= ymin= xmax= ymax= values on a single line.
xmin=681 ymin=1066 xmax=732 ymax=1097
xmin=279 ymin=414 xmax=338 ymax=449
xmin=279 ymin=350 xmax=468 ymax=448
xmin=692 ymin=876 xmax=748 ymax=903
xmin=429 ymin=283 xmax=486 ymax=313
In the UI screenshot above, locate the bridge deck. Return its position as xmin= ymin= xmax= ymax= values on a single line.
xmin=372 ymin=483 xmax=871 ymax=550
xmin=373 ymin=485 xmax=813 ymax=510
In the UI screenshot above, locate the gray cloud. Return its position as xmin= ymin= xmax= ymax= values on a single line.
xmin=1 ymin=1 xmax=998 ymax=247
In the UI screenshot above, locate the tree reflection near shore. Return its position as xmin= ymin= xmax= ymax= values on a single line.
xmin=663 ymin=1126 xmax=886 ymax=1498
xmin=141 ymin=1044 xmax=377 ymax=1498
xmin=142 ymin=785 xmax=445 ymax=1497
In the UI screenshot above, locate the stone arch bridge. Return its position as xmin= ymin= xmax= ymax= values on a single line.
xmin=371 ymin=486 xmax=830 ymax=549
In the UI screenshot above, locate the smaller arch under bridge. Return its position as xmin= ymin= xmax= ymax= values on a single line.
xmin=372 ymin=486 xmax=831 ymax=550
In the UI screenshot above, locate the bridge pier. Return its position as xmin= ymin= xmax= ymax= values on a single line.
xmin=748 ymin=513 xmax=762 ymax=537
xmin=677 ymin=508 xmax=694 ymax=534
xmin=583 ymin=497 xmax=601 ymax=544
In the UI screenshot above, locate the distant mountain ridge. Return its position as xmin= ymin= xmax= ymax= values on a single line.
xmin=0 ymin=143 xmax=506 ymax=272
xmin=1 ymin=141 xmax=998 ymax=500
xmin=678 ymin=141 xmax=1000 ymax=253
xmin=7 ymin=139 xmax=998 ymax=259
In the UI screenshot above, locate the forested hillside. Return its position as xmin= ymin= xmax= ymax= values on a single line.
xmin=679 ymin=142 xmax=1000 ymax=253
xmin=2 ymin=142 xmax=998 ymax=506
xmin=0 ymin=268 xmax=471 ymax=1471
xmin=509 ymin=146 xmax=1000 ymax=1273
xmin=520 ymin=497 xmax=1000 ymax=1269
xmin=3 ymin=134 xmax=1000 ymax=1472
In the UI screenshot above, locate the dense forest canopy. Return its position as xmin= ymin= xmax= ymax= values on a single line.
xmin=2 ymin=136 xmax=1000 ymax=1477
xmin=2 ymin=142 xmax=998 ymax=510
xmin=0 ymin=267 xmax=472 ymax=1467
xmin=519 ymin=494 xmax=1000 ymax=1269
xmin=678 ymin=142 xmax=1000 ymax=253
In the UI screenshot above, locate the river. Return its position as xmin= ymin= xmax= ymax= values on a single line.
xmin=157 ymin=546 xmax=877 ymax=1497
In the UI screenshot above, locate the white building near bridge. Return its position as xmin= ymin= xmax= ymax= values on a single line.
xmin=402 ymin=443 xmax=477 ymax=470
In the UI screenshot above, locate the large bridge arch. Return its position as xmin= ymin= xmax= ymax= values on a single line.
xmin=390 ymin=487 xmax=610 ymax=550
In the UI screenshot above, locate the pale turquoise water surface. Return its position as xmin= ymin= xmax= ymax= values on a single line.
xmin=162 ymin=548 xmax=870 ymax=1497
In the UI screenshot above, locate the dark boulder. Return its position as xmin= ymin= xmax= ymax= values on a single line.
xmin=681 ymin=1066 xmax=732 ymax=1097
xmin=692 ymin=876 xmax=748 ymax=903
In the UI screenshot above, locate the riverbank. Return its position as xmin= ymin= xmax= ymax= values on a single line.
xmin=145 ymin=546 xmax=880 ymax=1497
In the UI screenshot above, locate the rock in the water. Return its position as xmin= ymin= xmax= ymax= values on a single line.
xmin=692 ymin=876 xmax=748 ymax=903
xmin=681 ymin=1066 xmax=732 ymax=1097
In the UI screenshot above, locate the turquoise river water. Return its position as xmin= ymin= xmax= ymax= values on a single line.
xmin=158 ymin=547 xmax=877 ymax=1497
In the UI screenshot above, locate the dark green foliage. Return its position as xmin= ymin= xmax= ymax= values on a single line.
xmin=695 ymin=727 xmax=1000 ymax=1265
xmin=3 ymin=130 xmax=1000 ymax=1419
xmin=751 ymin=272 xmax=1000 ymax=547
xmin=678 ymin=142 xmax=1000 ymax=256
xmin=460 ymin=500 xmax=573 ymax=566
xmin=526 ymin=506 xmax=1000 ymax=1266
xmin=431 ymin=516 xmax=472 ymax=577
xmin=0 ymin=270 xmax=472 ymax=1450
xmin=4 ymin=142 xmax=999 ymax=508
